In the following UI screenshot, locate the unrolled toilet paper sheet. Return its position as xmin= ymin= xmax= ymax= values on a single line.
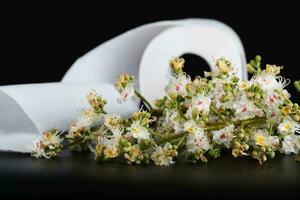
xmin=0 ymin=83 xmax=139 ymax=152
xmin=0 ymin=19 xmax=246 ymax=152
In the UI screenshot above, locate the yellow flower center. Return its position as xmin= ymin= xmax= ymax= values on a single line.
xmin=256 ymin=135 xmax=264 ymax=146
xmin=217 ymin=59 xmax=233 ymax=73
xmin=284 ymin=123 xmax=291 ymax=130
xmin=186 ymin=126 xmax=197 ymax=134
xmin=104 ymin=147 xmax=118 ymax=158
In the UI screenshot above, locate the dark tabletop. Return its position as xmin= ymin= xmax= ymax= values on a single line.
xmin=1 ymin=151 xmax=300 ymax=199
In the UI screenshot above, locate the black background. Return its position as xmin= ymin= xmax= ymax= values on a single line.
xmin=1 ymin=2 xmax=300 ymax=198
xmin=1 ymin=2 xmax=300 ymax=99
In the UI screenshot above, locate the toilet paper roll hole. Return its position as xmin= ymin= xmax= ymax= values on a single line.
xmin=180 ymin=53 xmax=210 ymax=79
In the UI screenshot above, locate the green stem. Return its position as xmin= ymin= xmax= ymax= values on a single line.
xmin=268 ymin=121 xmax=274 ymax=135
xmin=179 ymin=111 xmax=188 ymax=120
xmin=234 ymin=117 xmax=266 ymax=126
xmin=175 ymin=135 xmax=187 ymax=150
xmin=156 ymin=117 xmax=266 ymax=146
xmin=204 ymin=117 xmax=266 ymax=131
xmin=135 ymin=90 xmax=153 ymax=111
xmin=275 ymin=89 xmax=292 ymax=105
xmin=210 ymin=105 xmax=227 ymax=123
xmin=254 ymin=101 xmax=265 ymax=110
xmin=148 ymin=128 xmax=167 ymax=139
xmin=169 ymin=137 xmax=182 ymax=145
xmin=204 ymin=123 xmax=227 ymax=131
xmin=157 ymin=132 xmax=187 ymax=145
xmin=101 ymin=109 xmax=108 ymax=114
xmin=63 ymin=136 xmax=90 ymax=150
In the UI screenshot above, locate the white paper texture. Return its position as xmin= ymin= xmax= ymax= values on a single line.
xmin=139 ymin=23 xmax=247 ymax=104
xmin=0 ymin=83 xmax=138 ymax=152
xmin=62 ymin=19 xmax=246 ymax=85
xmin=0 ymin=19 xmax=246 ymax=152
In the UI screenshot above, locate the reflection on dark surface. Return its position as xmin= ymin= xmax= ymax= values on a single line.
xmin=0 ymin=151 xmax=299 ymax=198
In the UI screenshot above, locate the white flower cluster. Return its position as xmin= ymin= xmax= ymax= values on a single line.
xmin=32 ymin=129 xmax=63 ymax=158
xmin=32 ymin=56 xmax=300 ymax=166
xmin=66 ymin=90 xmax=107 ymax=152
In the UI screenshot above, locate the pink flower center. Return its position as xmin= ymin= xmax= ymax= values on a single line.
xmin=36 ymin=141 xmax=44 ymax=149
xmin=197 ymin=101 xmax=203 ymax=106
xmin=195 ymin=138 xmax=203 ymax=145
xmin=269 ymin=95 xmax=278 ymax=102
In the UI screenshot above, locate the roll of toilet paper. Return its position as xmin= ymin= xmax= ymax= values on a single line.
xmin=0 ymin=18 xmax=246 ymax=152
xmin=62 ymin=18 xmax=246 ymax=85
xmin=139 ymin=24 xmax=247 ymax=104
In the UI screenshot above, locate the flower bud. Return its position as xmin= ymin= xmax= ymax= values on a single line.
xmin=266 ymin=146 xmax=272 ymax=153
xmin=294 ymin=115 xmax=300 ymax=122
xmin=294 ymin=80 xmax=300 ymax=92
xmin=268 ymin=151 xmax=275 ymax=159
xmin=255 ymin=93 xmax=261 ymax=100
xmin=247 ymin=64 xmax=256 ymax=73
xmin=281 ymin=106 xmax=292 ymax=115
xmin=238 ymin=132 xmax=244 ymax=139
xmin=225 ymin=110 xmax=231 ymax=116
xmin=169 ymin=57 xmax=185 ymax=75
xmin=233 ymin=140 xmax=240 ymax=148
xmin=242 ymin=144 xmax=249 ymax=151
xmin=252 ymin=150 xmax=258 ymax=158
xmin=216 ymin=58 xmax=233 ymax=73
xmin=255 ymin=55 xmax=261 ymax=62
xmin=244 ymin=135 xmax=249 ymax=142
xmin=247 ymin=92 xmax=254 ymax=98
xmin=262 ymin=155 xmax=267 ymax=162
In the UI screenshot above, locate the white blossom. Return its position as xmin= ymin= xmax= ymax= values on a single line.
xmin=281 ymin=134 xmax=300 ymax=155
xmin=232 ymin=92 xmax=264 ymax=120
xmin=270 ymin=136 xmax=280 ymax=147
xmin=210 ymin=78 xmax=234 ymax=109
xmin=67 ymin=121 xmax=87 ymax=138
xmin=67 ymin=108 xmax=100 ymax=139
xmin=186 ymin=94 xmax=211 ymax=117
xmin=252 ymin=129 xmax=271 ymax=147
xmin=31 ymin=140 xmax=47 ymax=158
xmin=263 ymin=93 xmax=284 ymax=124
xmin=127 ymin=120 xmax=150 ymax=140
xmin=78 ymin=108 xmax=98 ymax=127
xmin=183 ymin=120 xmax=199 ymax=134
xmin=265 ymin=107 xmax=282 ymax=124
xmin=31 ymin=130 xmax=63 ymax=158
xmin=115 ymin=74 xmax=136 ymax=103
xmin=99 ymin=138 xmax=119 ymax=158
xmin=104 ymin=113 xmax=123 ymax=132
xmin=151 ymin=142 xmax=177 ymax=166
xmin=186 ymin=128 xmax=211 ymax=152
xmin=212 ymin=125 xmax=235 ymax=148
xmin=41 ymin=131 xmax=63 ymax=149
xmin=165 ymin=74 xmax=191 ymax=96
xmin=110 ymin=127 xmax=123 ymax=138
xmin=117 ymin=84 xmax=135 ymax=103
xmin=162 ymin=110 xmax=181 ymax=133
xmin=251 ymin=72 xmax=290 ymax=94
xmin=278 ymin=116 xmax=300 ymax=135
